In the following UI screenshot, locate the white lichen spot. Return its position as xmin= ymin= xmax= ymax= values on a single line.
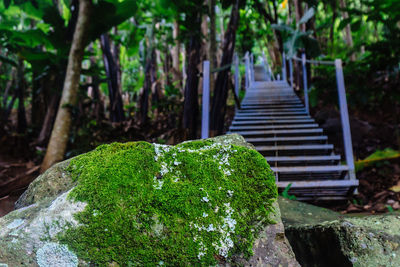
xmin=155 ymin=180 xmax=164 ymax=190
xmin=36 ymin=242 xmax=78 ymax=267
xmin=206 ymin=224 xmax=215 ymax=232
xmin=7 ymin=219 xmax=25 ymax=230
xmin=197 ymin=241 xmax=207 ymax=259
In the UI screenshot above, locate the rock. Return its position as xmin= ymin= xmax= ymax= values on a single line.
xmin=280 ymin=197 xmax=400 ymax=267
xmin=0 ymin=134 xmax=298 ymax=266
xmin=15 ymin=159 xmax=74 ymax=209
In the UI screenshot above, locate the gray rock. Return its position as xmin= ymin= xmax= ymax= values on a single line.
xmin=1 ymin=134 xmax=298 ymax=266
xmin=280 ymin=197 xmax=400 ymax=267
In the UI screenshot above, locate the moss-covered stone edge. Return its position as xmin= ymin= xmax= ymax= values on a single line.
xmin=57 ymin=139 xmax=277 ymax=266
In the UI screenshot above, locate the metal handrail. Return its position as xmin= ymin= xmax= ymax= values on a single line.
xmin=201 ymin=51 xmax=248 ymax=139
xmin=282 ymin=51 xmax=356 ymax=181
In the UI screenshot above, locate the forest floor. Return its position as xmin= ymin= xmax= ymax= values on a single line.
xmin=1 ymin=104 xmax=399 ymax=217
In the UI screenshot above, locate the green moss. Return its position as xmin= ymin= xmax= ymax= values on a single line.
xmin=59 ymin=139 xmax=277 ymax=266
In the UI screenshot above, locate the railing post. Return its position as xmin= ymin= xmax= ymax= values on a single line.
xmin=201 ymin=61 xmax=210 ymax=139
xmin=245 ymin=53 xmax=250 ymax=89
xmin=282 ymin=52 xmax=287 ymax=82
xmin=250 ymin=53 xmax=255 ymax=82
xmin=335 ymin=59 xmax=356 ymax=180
xmin=302 ymin=53 xmax=309 ymax=114
xmin=234 ymin=53 xmax=240 ymax=97
xmin=289 ymin=58 xmax=293 ymax=87
xmin=262 ymin=51 xmax=270 ymax=81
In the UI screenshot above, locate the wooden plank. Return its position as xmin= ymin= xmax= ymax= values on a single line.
xmin=277 ymin=179 xmax=358 ymax=188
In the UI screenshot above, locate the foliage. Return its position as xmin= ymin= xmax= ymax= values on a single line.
xmin=355 ymin=148 xmax=400 ymax=172
xmin=272 ymin=7 xmax=321 ymax=58
xmin=280 ymin=183 xmax=296 ymax=200
xmin=60 ymin=140 xmax=277 ymax=265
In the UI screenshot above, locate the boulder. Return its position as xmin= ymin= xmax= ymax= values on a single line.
xmin=279 ymin=197 xmax=400 ymax=267
xmin=0 ymin=134 xmax=299 ymax=266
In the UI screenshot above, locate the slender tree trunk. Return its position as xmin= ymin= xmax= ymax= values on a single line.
xmin=339 ymin=0 xmax=355 ymax=60
xmin=183 ymin=11 xmax=202 ymax=139
xmin=41 ymin=0 xmax=91 ymax=172
xmin=140 ymin=48 xmax=157 ymax=124
xmin=171 ymin=20 xmax=181 ymax=86
xmin=2 ymin=68 xmax=15 ymax=110
xmin=16 ymin=59 xmax=27 ymax=133
xmin=37 ymin=94 xmax=60 ymax=144
xmin=210 ymin=0 xmax=240 ymax=136
xmin=254 ymin=0 xmax=284 ymax=53
xmin=100 ymin=33 xmax=125 ymax=122
xmin=209 ymin=0 xmax=217 ymax=94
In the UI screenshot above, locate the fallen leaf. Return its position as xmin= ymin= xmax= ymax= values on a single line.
xmin=389 ymin=181 xmax=400 ymax=192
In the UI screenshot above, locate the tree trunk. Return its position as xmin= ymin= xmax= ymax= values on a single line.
xmin=140 ymin=48 xmax=157 ymax=124
xmin=183 ymin=11 xmax=202 ymax=139
xmin=254 ymin=0 xmax=284 ymax=53
xmin=37 ymin=94 xmax=60 ymax=144
xmin=41 ymin=0 xmax=91 ymax=172
xmin=100 ymin=33 xmax=125 ymax=122
xmin=16 ymin=59 xmax=27 ymax=134
xmin=294 ymin=0 xmax=305 ymax=31
xmin=209 ymin=0 xmax=217 ymax=93
xmin=339 ymin=0 xmax=355 ymax=60
xmin=209 ymin=0 xmax=240 ymax=136
xmin=171 ymin=20 xmax=181 ymax=86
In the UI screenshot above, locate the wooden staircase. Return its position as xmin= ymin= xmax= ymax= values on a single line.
xmin=228 ymin=65 xmax=358 ymax=201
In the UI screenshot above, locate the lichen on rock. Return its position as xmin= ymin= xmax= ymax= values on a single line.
xmin=0 ymin=134 xmax=280 ymax=266
xmin=60 ymin=135 xmax=277 ymax=265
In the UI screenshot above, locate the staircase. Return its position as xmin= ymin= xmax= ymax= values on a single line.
xmin=228 ymin=65 xmax=358 ymax=201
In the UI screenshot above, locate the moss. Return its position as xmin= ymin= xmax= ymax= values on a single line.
xmin=59 ymin=138 xmax=277 ymax=266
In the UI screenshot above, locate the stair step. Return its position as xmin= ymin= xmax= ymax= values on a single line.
xmin=241 ymin=101 xmax=302 ymax=105
xmin=245 ymin=136 xmax=328 ymax=144
xmin=257 ymin=144 xmax=333 ymax=152
xmin=265 ymin=155 xmax=341 ymax=166
xmin=277 ymin=179 xmax=358 ymax=188
xmin=256 ymin=144 xmax=333 ymax=156
xmin=266 ymin=155 xmax=340 ymax=162
xmin=277 ymin=180 xmax=358 ymax=200
xmin=235 ymin=111 xmax=308 ymax=116
xmin=230 ymin=124 xmax=318 ymax=131
xmin=272 ymin=165 xmax=348 ymax=173
xmin=232 ymin=119 xmax=315 ymax=125
xmin=238 ymin=108 xmax=306 ymax=113
xmin=271 ymin=165 xmax=348 ymax=181
xmin=233 ymin=115 xmax=311 ymax=121
xmin=228 ymin=128 xmax=323 ymax=136
xmin=241 ymin=104 xmax=304 ymax=109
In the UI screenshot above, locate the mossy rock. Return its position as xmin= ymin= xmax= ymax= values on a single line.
xmin=0 ymin=134 xmax=299 ymax=266
xmin=281 ymin=198 xmax=400 ymax=267
xmin=15 ymin=160 xmax=74 ymax=209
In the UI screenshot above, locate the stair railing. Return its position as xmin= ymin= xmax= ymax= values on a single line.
xmin=288 ymin=53 xmax=356 ymax=181
xmin=201 ymin=52 xmax=245 ymax=139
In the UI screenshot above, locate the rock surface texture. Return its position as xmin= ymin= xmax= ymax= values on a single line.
xmin=280 ymin=197 xmax=400 ymax=267
xmin=0 ymin=134 xmax=299 ymax=266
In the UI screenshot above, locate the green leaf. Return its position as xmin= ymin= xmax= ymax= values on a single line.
xmin=355 ymin=148 xmax=400 ymax=172
xmin=271 ymin=23 xmax=294 ymax=34
xmin=298 ymin=7 xmax=314 ymax=25
xmin=351 ymin=19 xmax=362 ymax=31
xmin=338 ymin=17 xmax=352 ymax=31
xmin=0 ymin=54 xmax=17 ymax=67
